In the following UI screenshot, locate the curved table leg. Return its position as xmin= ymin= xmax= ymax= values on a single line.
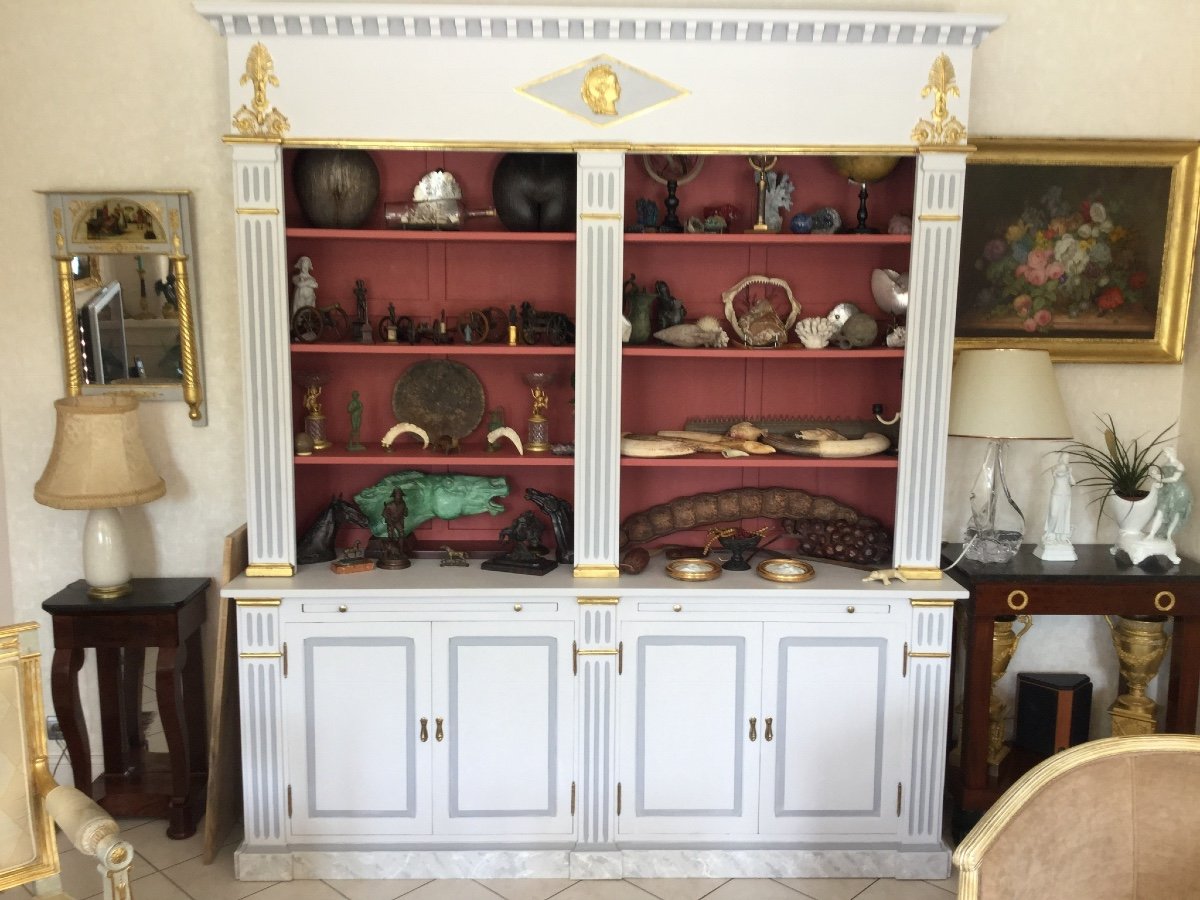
xmin=156 ymin=644 xmax=195 ymax=838
xmin=50 ymin=647 xmax=89 ymax=793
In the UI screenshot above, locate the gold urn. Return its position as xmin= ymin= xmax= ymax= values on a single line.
xmin=1106 ymin=615 xmax=1171 ymax=736
xmin=988 ymin=614 xmax=1033 ymax=766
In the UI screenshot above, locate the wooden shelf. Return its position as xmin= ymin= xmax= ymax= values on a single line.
xmin=622 ymin=346 xmax=903 ymax=360
xmin=292 ymin=343 xmax=575 ymax=357
xmin=295 ymin=446 xmax=573 ymax=467
xmin=620 ymin=455 xmax=898 ymax=469
xmin=624 ymin=232 xmax=912 ymax=247
xmin=286 ymin=227 xmax=574 ymax=244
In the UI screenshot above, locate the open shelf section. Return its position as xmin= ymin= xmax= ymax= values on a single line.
xmin=293 ymin=344 xmax=575 ymax=357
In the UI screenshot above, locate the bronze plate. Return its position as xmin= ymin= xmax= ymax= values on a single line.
xmin=391 ymin=359 xmax=485 ymax=441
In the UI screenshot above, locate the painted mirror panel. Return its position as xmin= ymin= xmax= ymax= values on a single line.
xmin=44 ymin=190 xmax=206 ymax=424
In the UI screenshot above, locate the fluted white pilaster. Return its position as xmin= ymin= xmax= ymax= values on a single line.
xmin=235 ymin=601 xmax=288 ymax=848
xmin=894 ymin=151 xmax=969 ymax=569
xmin=231 ymin=143 xmax=296 ymax=571
xmin=902 ymin=602 xmax=953 ymax=847
xmin=574 ymin=152 xmax=625 ymax=572
xmin=575 ymin=601 xmax=619 ymax=849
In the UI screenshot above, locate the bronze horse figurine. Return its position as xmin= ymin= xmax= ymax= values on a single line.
xmin=298 ymin=494 xmax=370 ymax=564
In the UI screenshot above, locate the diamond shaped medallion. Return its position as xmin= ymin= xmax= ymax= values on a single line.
xmin=518 ymin=54 xmax=687 ymax=128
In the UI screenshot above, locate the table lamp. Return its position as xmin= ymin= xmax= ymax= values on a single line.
xmin=948 ymin=349 xmax=1071 ymax=563
xmin=34 ymin=395 xmax=165 ymax=599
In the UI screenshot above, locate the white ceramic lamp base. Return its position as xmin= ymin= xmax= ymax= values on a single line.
xmin=83 ymin=507 xmax=132 ymax=599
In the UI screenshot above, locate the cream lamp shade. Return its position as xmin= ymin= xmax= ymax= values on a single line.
xmin=35 ymin=395 xmax=165 ymax=598
xmin=948 ymin=349 xmax=1072 ymax=563
xmin=949 ymin=348 xmax=1072 ymax=441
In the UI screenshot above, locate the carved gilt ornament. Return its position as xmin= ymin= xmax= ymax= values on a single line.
xmin=233 ymin=42 xmax=291 ymax=139
xmin=911 ymin=53 xmax=967 ymax=147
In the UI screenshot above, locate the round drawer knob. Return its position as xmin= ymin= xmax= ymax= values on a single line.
xmin=514 ymin=603 xmax=523 ymax=612
xmin=1007 ymin=590 xmax=1030 ymax=611
xmin=846 ymin=605 xmax=856 ymax=614
xmin=338 ymin=604 xmax=348 ymax=613
xmin=673 ymin=604 xmax=683 ymax=613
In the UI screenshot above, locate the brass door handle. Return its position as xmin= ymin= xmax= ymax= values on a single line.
xmin=420 ymin=717 xmax=429 ymax=743
xmin=435 ymin=716 xmax=445 ymax=742
xmin=749 ymin=717 xmax=757 ymax=742
xmin=765 ymin=717 xmax=773 ymax=742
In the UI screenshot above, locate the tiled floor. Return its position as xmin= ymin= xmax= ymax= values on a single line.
xmin=0 ymin=822 xmax=960 ymax=900
xmin=5 ymin=653 xmax=961 ymax=899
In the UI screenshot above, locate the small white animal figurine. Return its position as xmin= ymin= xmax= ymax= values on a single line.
xmin=863 ymin=568 xmax=907 ymax=586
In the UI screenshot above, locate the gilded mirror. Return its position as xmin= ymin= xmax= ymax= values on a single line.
xmin=43 ymin=191 xmax=206 ymax=423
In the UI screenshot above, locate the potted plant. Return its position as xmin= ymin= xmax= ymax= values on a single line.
xmin=1061 ymin=414 xmax=1174 ymax=529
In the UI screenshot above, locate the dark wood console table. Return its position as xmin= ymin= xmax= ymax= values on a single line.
xmin=44 ymin=577 xmax=211 ymax=838
xmin=943 ymin=544 xmax=1200 ymax=835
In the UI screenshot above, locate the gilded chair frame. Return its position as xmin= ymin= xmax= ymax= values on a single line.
xmin=0 ymin=622 xmax=58 ymax=892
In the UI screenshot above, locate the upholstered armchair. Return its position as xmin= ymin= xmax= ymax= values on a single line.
xmin=954 ymin=734 xmax=1200 ymax=899
xmin=0 ymin=623 xmax=134 ymax=899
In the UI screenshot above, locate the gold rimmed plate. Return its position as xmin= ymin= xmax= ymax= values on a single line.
xmin=666 ymin=558 xmax=722 ymax=581
xmin=756 ymin=558 xmax=816 ymax=583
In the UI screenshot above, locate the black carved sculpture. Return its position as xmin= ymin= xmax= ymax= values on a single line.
xmin=526 ymin=487 xmax=573 ymax=564
xmin=297 ymin=495 xmax=370 ymax=564
xmin=492 ymin=153 xmax=577 ymax=232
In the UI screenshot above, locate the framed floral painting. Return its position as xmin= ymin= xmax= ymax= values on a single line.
xmin=955 ymin=139 xmax=1200 ymax=362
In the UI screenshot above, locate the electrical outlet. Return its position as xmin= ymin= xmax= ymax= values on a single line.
xmin=46 ymin=716 xmax=64 ymax=742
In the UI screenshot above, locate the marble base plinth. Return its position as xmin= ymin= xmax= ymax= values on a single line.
xmin=235 ymin=844 xmax=950 ymax=881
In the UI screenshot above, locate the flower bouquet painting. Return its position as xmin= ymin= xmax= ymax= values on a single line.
xmin=955 ymin=140 xmax=1200 ymax=363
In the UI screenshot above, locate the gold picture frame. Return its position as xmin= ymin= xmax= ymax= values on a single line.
xmin=43 ymin=190 xmax=206 ymax=422
xmin=956 ymin=139 xmax=1200 ymax=363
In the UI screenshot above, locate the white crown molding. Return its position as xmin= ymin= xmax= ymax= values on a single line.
xmin=193 ymin=2 xmax=1003 ymax=47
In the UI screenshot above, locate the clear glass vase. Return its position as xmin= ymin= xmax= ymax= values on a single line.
xmin=963 ymin=439 xmax=1024 ymax=563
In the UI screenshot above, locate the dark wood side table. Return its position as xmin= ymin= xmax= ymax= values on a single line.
xmin=43 ymin=577 xmax=211 ymax=839
xmin=943 ymin=545 xmax=1200 ymax=836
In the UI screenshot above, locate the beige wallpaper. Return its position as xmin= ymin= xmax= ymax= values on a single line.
xmin=0 ymin=0 xmax=1197 ymax=746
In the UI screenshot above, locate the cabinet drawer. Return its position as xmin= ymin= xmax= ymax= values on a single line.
xmin=636 ymin=600 xmax=893 ymax=617
xmin=298 ymin=600 xmax=561 ymax=615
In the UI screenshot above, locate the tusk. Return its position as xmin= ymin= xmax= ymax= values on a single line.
xmin=381 ymin=422 xmax=430 ymax=450
xmin=487 ymin=426 xmax=524 ymax=456
xmin=764 ymin=432 xmax=890 ymax=458
xmin=621 ymin=435 xmax=697 ymax=458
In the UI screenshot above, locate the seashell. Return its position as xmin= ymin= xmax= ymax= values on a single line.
xmin=886 ymin=325 xmax=907 ymax=348
xmin=794 ymin=316 xmax=838 ymax=349
xmin=827 ymin=301 xmax=861 ymax=329
xmin=870 ymin=268 xmax=909 ymax=317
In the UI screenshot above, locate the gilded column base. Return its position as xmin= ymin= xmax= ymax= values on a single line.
xmin=1109 ymin=702 xmax=1157 ymax=737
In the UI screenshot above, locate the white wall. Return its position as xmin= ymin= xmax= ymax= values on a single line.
xmin=0 ymin=0 xmax=1197 ymax=752
xmin=0 ymin=1 xmax=242 ymax=749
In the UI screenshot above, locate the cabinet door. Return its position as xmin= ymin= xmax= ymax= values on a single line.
xmin=759 ymin=622 xmax=906 ymax=836
xmin=285 ymin=622 xmax=432 ymax=836
xmin=431 ymin=621 xmax=575 ymax=835
xmin=618 ymin=622 xmax=762 ymax=835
